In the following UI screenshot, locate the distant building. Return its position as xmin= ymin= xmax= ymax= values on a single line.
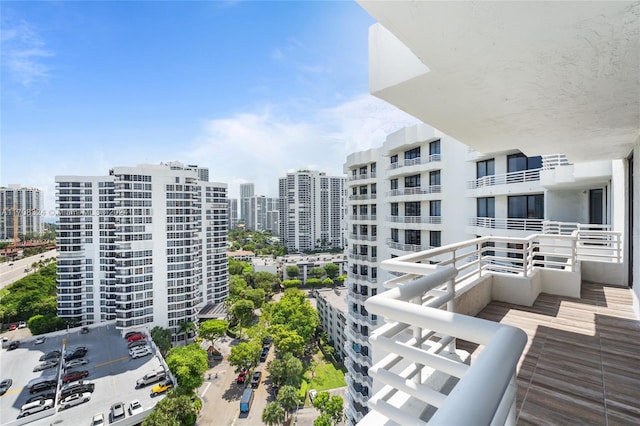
xmin=279 ymin=253 xmax=348 ymax=284
xmin=55 ymin=162 xmax=228 ymax=342
xmin=239 ymin=183 xmax=255 ymax=221
xmin=316 ymin=287 xmax=348 ymax=361
xmin=0 ymin=185 xmax=44 ymax=241
xmin=228 ymin=198 xmax=239 ymax=230
xmin=278 ymin=170 xmax=346 ymax=253
xmin=244 ymin=195 xmax=279 ymax=233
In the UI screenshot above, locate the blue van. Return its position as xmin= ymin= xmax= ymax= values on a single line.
xmin=240 ymin=388 xmax=254 ymax=413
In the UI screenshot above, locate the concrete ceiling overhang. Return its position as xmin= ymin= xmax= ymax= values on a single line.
xmin=358 ymin=1 xmax=640 ymax=162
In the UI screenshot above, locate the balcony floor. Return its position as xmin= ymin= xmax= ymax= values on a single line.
xmin=458 ymin=282 xmax=640 ymax=425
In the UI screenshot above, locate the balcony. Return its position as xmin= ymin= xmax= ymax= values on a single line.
xmin=359 ymin=229 xmax=626 ymax=425
xmin=348 ymin=215 xmax=377 ymax=221
xmin=470 ymin=217 xmax=544 ymax=232
xmin=387 ymin=186 xmax=441 ymax=197
xmin=387 ymin=239 xmax=432 ymax=252
xmin=467 ymin=168 xmax=541 ymax=189
xmin=349 ymin=193 xmax=377 ymax=201
xmin=387 ymin=215 xmax=441 ymax=224
xmin=387 ymin=154 xmax=441 ymax=173
xmin=349 ymin=172 xmax=377 ymax=182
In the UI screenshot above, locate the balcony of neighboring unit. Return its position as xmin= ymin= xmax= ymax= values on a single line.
xmin=359 ymin=224 xmax=626 ymax=426
xmin=347 ymin=291 xmax=369 ymax=304
xmin=348 ymin=214 xmax=377 ymax=222
xmin=349 ymin=233 xmax=378 ymax=243
xmin=345 ymin=401 xmax=365 ymax=425
xmin=468 ymin=217 xmax=544 ymax=238
xmin=346 ymin=376 xmax=372 ymax=407
xmin=387 ymin=239 xmax=433 ymax=253
xmin=387 ymin=215 xmax=441 ymax=225
xmin=348 ymin=172 xmax=377 ymax=182
xmin=467 ymin=168 xmax=541 ymax=196
xmin=349 ymin=193 xmax=377 ymax=201
xmin=349 ymin=253 xmax=378 ymax=263
xmin=387 ymin=186 xmax=441 ymax=198
xmin=540 ymin=154 xmax=612 ymax=189
xmin=386 ymin=155 xmax=441 ymax=176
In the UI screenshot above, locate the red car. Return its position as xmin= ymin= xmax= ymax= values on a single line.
xmin=127 ymin=333 xmax=146 ymax=343
xmin=236 ymin=371 xmax=247 ymax=384
xmin=8 ymin=324 xmax=17 ymax=331
xmin=62 ymin=370 xmax=89 ymax=384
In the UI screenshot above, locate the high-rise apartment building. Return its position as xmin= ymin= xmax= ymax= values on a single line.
xmin=0 ymin=185 xmax=44 ymax=240
xmin=55 ymin=162 xmax=228 ymax=340
xmin=244 ymin=195 xmax=279 ymax=233
xmin=228 ymin=198 xmax=239 ymax=230
xmin=239 ymin=183 xmax=255 ymax=222
xmin=278 ymin=170 xmax=345 ymax=253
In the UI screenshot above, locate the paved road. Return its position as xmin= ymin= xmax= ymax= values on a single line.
xmin=0 ymin=249 xmax=57 ymax=289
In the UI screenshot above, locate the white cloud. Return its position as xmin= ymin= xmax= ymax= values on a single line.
xmin=1 ymin=19 xmax=53 ymax=86
xmin=186 ymin=94 xmax=419 ymax=198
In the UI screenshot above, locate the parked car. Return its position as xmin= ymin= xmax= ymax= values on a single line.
xmin=130 ymin=346 xmax=151 ymax=359
xmin=40 ymin=350 xmax=61 ymax=361
xmin=34 ymin=336 xmax=46 ymax=345
xmin=91 ymin=413 xmax=105 ymax=426
xmin=60 ymin=392 xmax=91 ymax=409
xmin=28 ymin=380 xmax=57 ymax=394
xmin=63 ymin=370 xmax=89 ymax=384
xmin=8 ymin=324 xmax=17 ymax=331
xmin=0 ymin=379 xmax=13 ymax=395
xmin=18 ymin=321 xmax=26 ymax=329
xmin=81 ymin=327 xmax=89 ymax=334
xmin=60 ymin=382 xmax=94 ymax=400
xmin=65 ymin=347 xmax=88 ymax=361
xmin=8 ymin=340 xmax=20 ymax=350
xmin=128 ymin=399 xmax=143 ymax=416
xmin=124 ymin=331 xmax=143 ymax=339
xmin=110 ymin=402 xmax=126 ymax=423
xmin=65 ymin=358 xmax=89 ymax=369
xmin=260 ymin=347 xmax=269 ymax=362
xmin=127 ymin=333 xmax=146 ymax=343
xmin=19 ymin=398 xmax=54 ymax=417
xmin=26 ymin=391 xmax=56 ymax=404
xmin=250 ymin=371 xmax=262 ymax=388
xmin=309 ymin=389 xmax=318 ymax=403
xmin=236 ymin=370 xmax=247 ymax=384
xmin=128 ymin=340 xmax=148 ymax=350
xmin=33 ymin=359 xmax=59 ymax=372
xmin=150 ymin=380 xmax=173 ymax=396
xmin=135 ymin=370 xmax=166 ymax=388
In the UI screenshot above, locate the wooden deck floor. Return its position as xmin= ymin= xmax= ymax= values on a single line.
xmin=458 ymin=282 xmax=640 ymax=425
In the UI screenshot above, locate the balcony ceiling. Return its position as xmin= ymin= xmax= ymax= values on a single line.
xmin=359 ymin=1 xmax=640 ymax=162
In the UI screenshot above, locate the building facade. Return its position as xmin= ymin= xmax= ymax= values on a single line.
xmin=228 ymin=198 xmax=239 ymax=230
xmin=55 ymin=162 xmax=228 ymax=341
xmin=239 ymin=183 xmax=255 ymax=222
xmin=0 ymin=185 xmax=44 ymax=241
xmin=278 ymin=170 xmax=346 ymax=253
xmin=315 ymin=287 xmax=348 ymax=361
xmin=244 ymin=195 xmax=279 ymax=233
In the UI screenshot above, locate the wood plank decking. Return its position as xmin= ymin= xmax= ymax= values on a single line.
xmin=458 ymin=282 xmax=640 ymax=425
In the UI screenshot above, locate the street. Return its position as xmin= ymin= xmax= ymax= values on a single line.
xmin=0 ymin=249 xmax=57 ymax=290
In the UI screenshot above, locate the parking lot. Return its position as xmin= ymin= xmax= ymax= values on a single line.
xmin=0 ymin=323 xmax=167 ymax=425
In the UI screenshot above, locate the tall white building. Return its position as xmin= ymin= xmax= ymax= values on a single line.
xmin=0 ymin=185 xmax=44 ymax=240
xmin=239 ymin=183 xmax=255 ymax=222
xmin=346 ymin=2 xmax=638 ymax=424
xmin=244 ymin=195 xmax=279 ymax=233
xmin=278 ymin=170 xmax=345 ymax=253
xmin=55 ymin=162 xmax=228 ymax=341
xmin=228 ymin=198 xmax=239 ymax=230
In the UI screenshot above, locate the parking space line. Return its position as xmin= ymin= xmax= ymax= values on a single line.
xmin=1 ymin=387 xmax=23 ymax=396
xmin=199 ymin=382 xmax=211 ymax=398
xmin=94 ymin=356 xmax=129 ymax=368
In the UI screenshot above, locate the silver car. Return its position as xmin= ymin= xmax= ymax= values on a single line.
xmin=33 ymin=359 xmax=59 ymax=372
xmin=60 ymin=392 xmax=91 ymax=410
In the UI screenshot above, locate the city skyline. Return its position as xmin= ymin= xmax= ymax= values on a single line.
xmin=1 ymin=1 xmax=418 ymax=216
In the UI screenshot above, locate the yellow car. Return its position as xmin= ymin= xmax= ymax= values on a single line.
xmin=150 ymin=380 xmax=173 ymax=396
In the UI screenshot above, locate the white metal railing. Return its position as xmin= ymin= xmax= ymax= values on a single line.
xmin=349 ymin=194 xmax=377 ymax=201
xmin=542 ymin=220 xmax=611 ymax=235
xmin=387 ymin=154 xmax=442 ymax=171
xmin=467 ymin=168 xmax=541 ymax=189
xmin=359 ymin=227 xmax=622 ymax=425
xmin=349 ymin=215 xmax=377 ymax=221
xmin=387 ymin=215 xmax=441 ymax=224
xmin=387 ymin=186 xmax=441 ymax=197
xmin=470 ymin=217 xmax=544 ymax=232
xmin=349 ymin=172 xmax=377 ymax=181
xmin=541 ymin=154 xmax=572 ymax=170
xmin=387 ymin=240 xmax=433 ymax=252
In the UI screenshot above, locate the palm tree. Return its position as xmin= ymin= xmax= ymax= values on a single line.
xmin=178 ymin=320 xmax=195 ymax=344
xmin=276 ymin=385 xmax=300 ymax=423
xmin=262 ymin=402 xmax=285 ymax=426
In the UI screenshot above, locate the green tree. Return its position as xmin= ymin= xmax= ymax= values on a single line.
xmin=229 ymin=275 xmax=248 ymax=297
xmin=262 ymin=402 xmax=285 ymax=426
xmin=243 ymin=288 xmax=266 ymax=309
xmin=228 ymin=340 xmax=261 ymax=370
xmin=313 ymin=393 xmax=344 ymax=425
xmin=271 ymin=329 xmax=305 ymax=357
xmin=336 ymin=274 xmax=347 ymax=285
xmin=313 ymin=414 xmax=332 ymax=426
xmin=322 ymin=277 xmax=334 ymax=287
xmin=165 ymin=344 xmax=208 ymax=393
xmin=143 ymin=394 xmax=198 ymax=426
xmin=309 ymin=267 xmax=325 ymax=279
xmin=306 ymin=278 xmax=322 ymax=288
xmin=282 ymin=279 xmax=302 ymax=289
xmin=231 ymin=299 xmax=255 ymax=327
xmin=229 ymin=258 xmax=251 ymax=275
xmin=277 ymin=385 xmax=300 ymax=423
xmin=151 ymin=326 xmax=173 ymax=357
xmin=198 ymin=319 xmax=229 ymax=349
xmin=267 ymin=352 xmax=304 ymax=387
xmin=27 ymin=314 xmax=66 ymax=335
xmin=178 ymin=320 xmax=195 ymax=343
xmin=285 ymin=265 xmax=300 ymax=279
xmin=323 ymin=263 xmax=340 ymax=280
xmin=269 ymin=289 xmax=318 ymax=342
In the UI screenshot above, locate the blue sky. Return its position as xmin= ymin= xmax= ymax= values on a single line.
xmin=1 ymin=0 xmax=418 ymax=212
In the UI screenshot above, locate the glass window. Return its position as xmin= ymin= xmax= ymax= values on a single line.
xmin=429 ymin=140 xmax=441 ymax=155
xmin=507 ymin=153 xmax=527 ymax=172
xmin=430 ymin=200 xmax=441 ymax=216
xmin=476 ymin=159 xmax=495 ymax=178
xmin=405 ymin=175 xmax=420 ymax=188
xmin=359 ymin=185 xmax=367 ymax=195
xmin=405 ymin=202 xmax=421 ymax=216
xmin=477 ymin=197 xmax=495 ymax=218
xmin=508 ymin=195 xmax=544 ymax=218
xmin=430 ymin=231 xmax=441 ymax=247
xmin=429 ymin=171 xmax=441 ymax=186
xmin=359 ymin=166 xmax=367 ymax=175
xmin=404 ymin=147 xmax=421 ymax=160
xmin=390 ymin=154 xmax=398 ymax=164
xmin=390 ymin=203 xmax=399 ymax=216
xmin=405 ymin=229 xmax=421 ymax=245
xmin=391 ymin=228 xmax=399 ymax=242
xmin=370 ymin=183 xmax=376 ymax=194
xmin=390 ymin=179 xmax=398 ymax=190
xmin=370 ymin=163 xmax=376 ymax=173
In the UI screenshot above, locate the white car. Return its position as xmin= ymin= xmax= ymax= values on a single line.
xmin=128 ymin=399 xmax=143 ymax=416
xmin=60 ymin=392 xmax=91 ymax=410
xmin=130 ymin=346 xmax=151 ymax=359
xmin=34 ymin=336 xmax=46 ymax=345
xmin=91 ymin=412 xmax=105 ymax=426
xmin=309 ymin=389 xmax=318 ymax=403
xmin=65 ymin=358 xmax=89 ymax=369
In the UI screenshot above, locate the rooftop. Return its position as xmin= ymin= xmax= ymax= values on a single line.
xmin=316 ymin=287 xmax=349 ymax=314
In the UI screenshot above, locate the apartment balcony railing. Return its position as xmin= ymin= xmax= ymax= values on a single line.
xmin=349 ymin=233 xmax=378 ymax=242
xmin=542 ymin=220 xmax=610 ymax=235
xmin=541 ymin=154 xmax=572 ymax=170
xmin=349 ymin=194 xmax=377 ymax=201
xmin=387 ymin=186 xmax=441 ymax=197
xmin=350 ymin=253 xmax=377 ymax=263
xmin=469 ymin=217 xmax=544 ymax=232
xmin=349 ymin=172 xmax=377 ymax=181
xmin=387 ymin=240 xmax=433 ymax=252
xmin=387 ymin=154 xmax=441 ymax=171
xmin=467 ymin=168 xmax=541 ymax=189
xmin=361 ymin=226 xmax=622 ymax=426
xmin=348 ymin=215 xmax=377 ymax=221
xmin=387 ymin=215 xmax=442 ymax=224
